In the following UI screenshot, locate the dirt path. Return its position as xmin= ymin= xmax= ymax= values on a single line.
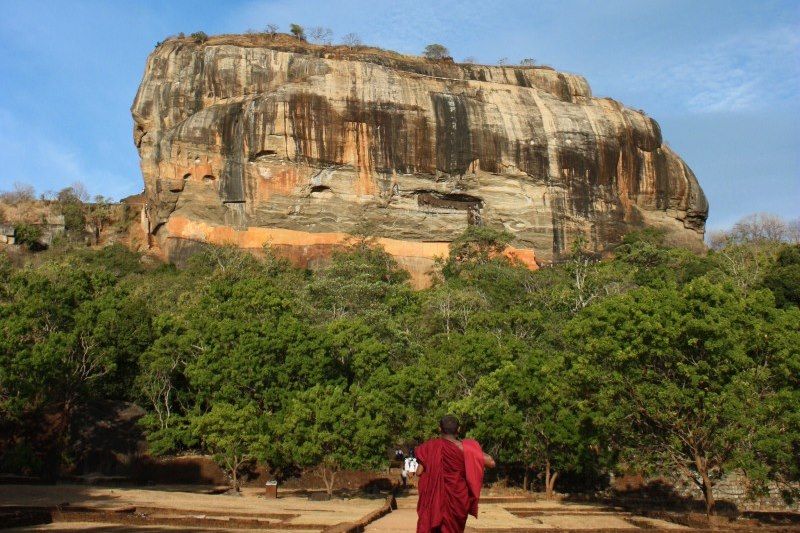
xmin=365 ymin=491 xmax=691 ymax=531
xmin=366 ymin=492 xmax=418 ymax=532
xmin=0 ymin=484 xmax=386 ymax=531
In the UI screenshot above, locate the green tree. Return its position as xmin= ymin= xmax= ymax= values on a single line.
xmin=184 ymin=273 xmax=331 ymax=411
xmin=306 ymin=239 xmax=412 ymax=321
xmin=446 ymin=227 xmax=513 ymax=270
xmin=275 ymin=385 xmax=391 ymax=497
xmin=190 ymin=31 xmax=208 ymax=43
xmin=0 ymin=263 xmax=151 ymax=474
xmin=193 ymin=402 xmax=268 ymax=490
xmin=289 ymin=23 xmax=305 ymax=41
xmin=568 ymin=278 xmax=800 ymax=515
xmin=136 ymin=313 xmax=195 ymax=454
xmin=423 ymin=43 xmax=450 ymax=60
xmin=454 ymin=354 xmax=590 ymax=497
xmin=762 ymin=244 xmax=800 ymax=308
xmin=86 ymin=196 xmax=115 ymax=244
xmin=56 ymin=185 xmax=87 ymax=239
xmin=13 ymin=223 xmax=43 ymax=250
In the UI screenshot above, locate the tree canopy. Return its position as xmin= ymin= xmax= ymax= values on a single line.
xmin=1 ymin=218 xmax=797 ymax=509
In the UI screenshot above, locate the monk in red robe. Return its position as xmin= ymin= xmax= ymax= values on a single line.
xmin=415 ymin=415 xmax=496 ymax=533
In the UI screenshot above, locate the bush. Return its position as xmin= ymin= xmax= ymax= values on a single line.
xmin=14 ymin=223 xmax=43 ymax=250
xmin=190 ymin=31 xmax=208 ymax=44
xmin=289 ymin=23 xmax=305 ymax=41
xmin=423 ymin=43 xmax=449 ymax=60
xmin=60 ymin=202 xmax=85 ymax=236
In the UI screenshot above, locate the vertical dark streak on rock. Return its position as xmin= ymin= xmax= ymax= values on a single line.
xmin=431 ymin=93 xmax=472 ymax=175
xmin=465 ymin=98 xmax=502 ymax=174
xmin=556 ymin=73 xmax=572 ymax=102
xmin=653 ymin=147 xmax=670 ymax=210
xmin=220 ymin=103 xmax=246 ymax=201
xmin=288 ymin=92 xmax=341 ymax=166
xmin=551 ymin=192 xmax=567 ymax=258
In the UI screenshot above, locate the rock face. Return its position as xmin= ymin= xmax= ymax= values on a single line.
xmin=132 ymin=34 xmax=707 ymax=285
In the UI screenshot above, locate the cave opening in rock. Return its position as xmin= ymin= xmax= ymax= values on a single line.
xmin=416 ymin=190 xmax=484 ymax=225
xmin=250 ymin=149 xmax=278 ymax=161
xmin=183 ymin=173 xmax=192 ymax=180
xmin=202 ymin=175 xmax=216 ymax=183
xmin=416 ymin=191 xmax=483 ymax=210
xmin=310 ymin=185 xmax=333 ymax=198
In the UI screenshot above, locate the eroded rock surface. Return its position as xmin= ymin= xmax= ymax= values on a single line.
xmin=132 ymin=34 xmax=707 ymax=285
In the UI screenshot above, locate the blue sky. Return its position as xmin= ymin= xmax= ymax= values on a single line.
xmin=0 ymin=0 xmax=797 ymax=231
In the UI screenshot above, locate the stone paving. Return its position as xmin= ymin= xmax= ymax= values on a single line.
xmin=0 ymin=484 xmax=386 ymax=531
xmin=366 ymin=491 xmax=689 ymax=531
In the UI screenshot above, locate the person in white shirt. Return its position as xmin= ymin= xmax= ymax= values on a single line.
xmin=403 ymin=456 xmax=418 ymax=487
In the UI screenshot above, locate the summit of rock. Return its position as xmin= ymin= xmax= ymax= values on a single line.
xmin=132 ymin=33 xmax=707 ymax=285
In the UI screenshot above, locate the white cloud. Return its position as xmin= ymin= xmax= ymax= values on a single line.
xmin=636 ymin=25 xmax=799 ymax=113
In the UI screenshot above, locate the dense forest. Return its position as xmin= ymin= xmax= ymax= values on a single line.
xmin=1 ymin=208 xmax=798 ymax=514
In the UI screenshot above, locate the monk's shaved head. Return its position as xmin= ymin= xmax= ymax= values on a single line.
xmin=439 ymin=415 xmax=460 ymax=436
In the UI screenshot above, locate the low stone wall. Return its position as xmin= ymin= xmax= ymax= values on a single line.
xmin=670 ymin=473 xmax=799 ymax=512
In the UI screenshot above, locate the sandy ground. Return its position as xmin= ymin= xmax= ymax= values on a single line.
xmin=366 ymin=491 xmax=689 ymax=531
xmin=365 ymin=492 xmax=418 ymax=533
xmin=0 ymin=484 xmax=386 ymax=531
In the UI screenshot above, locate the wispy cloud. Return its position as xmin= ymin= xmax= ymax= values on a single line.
xmin=0 ymin=108 xmax=134 ymax=200
xmin=636 ymin=25 xmax=799 ymax=113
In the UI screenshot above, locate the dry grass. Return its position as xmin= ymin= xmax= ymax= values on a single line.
xmin=159 ymin=32 xmax=555 ymax=72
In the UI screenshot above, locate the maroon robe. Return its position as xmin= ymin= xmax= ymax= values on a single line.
xmin=416 ymin=438 xmax=485 ymax=533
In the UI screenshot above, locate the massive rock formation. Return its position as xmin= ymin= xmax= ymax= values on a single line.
xmin=132 ymin=34 xmax=707 ymax=285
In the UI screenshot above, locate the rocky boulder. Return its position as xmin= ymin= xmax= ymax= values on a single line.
xmin=132 ymin=34 xmax=707 ymax=285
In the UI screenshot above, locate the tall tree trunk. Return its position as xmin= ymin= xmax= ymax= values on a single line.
xmin=694 ymin=454 xmax=715 ymax=516
xmin=230 ymin=455 xmax=240 ymax=492
xmin=545 ymin=459 xmax=551 ymax=499
xmin=544 ymin=459 xmax=558 ymax=499
xmin=322 ymin=468 xmax=336 ymax=497
xmin=547 ymin=471 xmax=559 ymax=498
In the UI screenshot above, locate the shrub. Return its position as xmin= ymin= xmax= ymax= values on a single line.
xmin=289 ymin=23 xmax=305 ymax=41
xmin=190 ymin=31 xmax=208 ymax=44
xmin=520 ymin=58 xmax=536 ymax=66
xmin=14 ymin=223 xmax=43 ymax=250
xmin=423 ymin=43 xmax=449 ymax=60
